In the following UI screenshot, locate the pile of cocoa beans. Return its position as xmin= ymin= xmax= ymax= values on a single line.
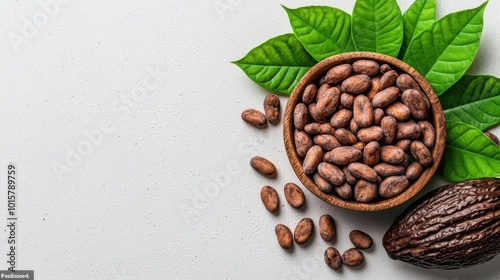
xmin=294 ymin=60 xmax=436 ymax=202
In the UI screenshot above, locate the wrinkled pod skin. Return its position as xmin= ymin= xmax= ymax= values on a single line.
xmin=383 ymin=178 xmax=500 ymax=270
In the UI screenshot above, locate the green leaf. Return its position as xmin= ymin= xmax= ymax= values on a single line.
xmin=352 ymin=0 xmax=403 ymax=57
xmin=232 ymin=34 xmax=317 ymax=95
xmin=438 ymin=121 xmax=500 ymax=181
xmin=398 ymin=0 xmax=435 ymax=59
xmin=403 ymin=2 xmax=487 ymax=95
xmin=440 ymin=75 xmax=500 ymax=131
xmin=283 ymin=6 xmax=355 ymax=61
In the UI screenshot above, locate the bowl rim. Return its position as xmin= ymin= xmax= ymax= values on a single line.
xmin=283 ymin=51 xmax=446 ymax=211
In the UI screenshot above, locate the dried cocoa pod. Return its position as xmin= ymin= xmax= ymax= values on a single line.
xmin=381 ymin=116 xmax=397 ymax=144
xmin=275 ymin=224 xmax=293 ymax=249
xmin=373 ymin=108 xmax=385 ymax=126
xmin=350 ymin=118 xmax=360 ymax=135
xmin=350 ymin=230 xmax=373 ymax=249
xmin=410 ymin=141 xmax=433 ymax=167
xmin=395 ymin=139 xmax=412 ymax=152
xmin=264 ymin=94 xmax=280 ymax=124
xmin=357 ymin=126 xmax=383 ymax=143
xmin=335 ymin=182 xmax=353 ymax=199
xmin=419 ymin=121 xmax=436 ymax=148
xmin=304 ymin=123 xmax=322 ymax=134
xmin=372 ymin=87 xmax=400 ymax=108
xmin=354 ymin=180 xmax=377 ymax=202
xmin=380 ymin=63 xmax=392 ymax=74
xmin=352 ymin=60 xmax=380 ymax=76
xmin=348 ymin=162 xmax=378 ymax=182
xmin=379 ymin=175 xmax=410 ymax=198
xmin=380 ymin=145 xmax=406 ymax=164
xmin=335 ymin=128 xmax=358 ymax=145
xmin=260 ymin=185 xmax=279 ymax=213
xmin=396 ymin=73 xmax=419 ymax=92
xmin=330 ymin=109 xmax=353 ymax=128
xmin=303 ymin=145 xmax=323 ymax=175
xmin=342 ymin=74 xmax=371 ymax=94
xmin=343 ymin=166 xmax=357 ymax=185
xmin=320 ymin=123 xmax=336 ymax=135
xmin=342 ymin=248 xmax=364 ymax=266
xmin=324 ymin=247 xmax=342 ymax=270
xmin=313 ymin=172 xmax=333 ymax=193
xmin=366 ymin=76 xmax=382 ymax=100
xmin=284 ymin=182 xmax=305 ymax=209
xmin=380 ymin=70 xmax=398 ymax=89
xmin=353 ymin=95 xmax=374 ymax=127
xmin=316 ymin=87 xmax=341 ymax=117
xmin=241 ymin=109 xmax=267 ymax=128
xmin=314 ymin=134 xmax=342 ymax=151
xmin=309 ymin=103 xmax=330 ymax=123
xmin=402 ymin=89 xmax=427 ymax=120
xmin=294 ymin=130 xmax=313 ymax=158
xmin=302 ymin=84 xmax=317 ymax=105
xmin=250 ymin=156 xmax=277 ymax=178
xmin=363 ymin=141 xmax=381 ymax=166
xmin=324 ymin=147 xmax=362 ymax=165
xmin=396 ymin=121 xmax=422 ymax=141
xmin=319 ymin=214 xmax=336 ymax=242
xmin=406 ymin=162 xmax=424 ymax=180
xmin=293 ymin=103 xmax=308 ymax=130
xmin=325 ymin=64 xmax=352 ymax=84
xmin=373 ymin=163 xmax=406 ymax=177
xmin=294 ymin=218 xmax=314 ymax=244
xmin=485 ymin=131 xmax=500 ymax=145
xmin=341 ymin=93 xmax=355 ymax=109
xmin=317 ymin=162 xmax=346 ymax=186
xmin=385 ymin=102 xmax=411 ymax=122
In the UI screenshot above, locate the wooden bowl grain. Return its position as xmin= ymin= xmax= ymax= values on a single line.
xmin=283 ymin=52 xmax=446 ymax=211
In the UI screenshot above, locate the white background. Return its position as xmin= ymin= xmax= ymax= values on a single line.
xmin=0 ymin=0 xmax=499 ymax=279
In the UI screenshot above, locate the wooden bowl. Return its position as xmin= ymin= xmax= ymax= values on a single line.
xmin=283 ymin=52 xmax=446 ymax=211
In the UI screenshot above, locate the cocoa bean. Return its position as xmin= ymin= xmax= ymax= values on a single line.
xmin=373 ymin=108 xmax=385 ymax=126
xmin=353 ymin=141 xmax=366 ymax=151
xmin=320 ymin=123 xmax=336 ymax=135
xmin=324 ymin=247 xmax=342 ymax=270
xmin=354 ymin=180 xmax=377 ymax=202
xmin=275 ymin=224 xmax=293 ymax=249
xmin=335 ymin=182 xmax=353 ymax=199
xmin=284 ymin=182 xmax=305 ymax=209
xmin=381 ymin=116 xmax=397 ymax=144
xmin=294 ymin=218 xmax=314 ymax=244
xmin=380 ymin=145 xmax=406 ymax=164
xmin=350 ymin=118 xmax=360 ymax=134
xmin=303 ymin=145 xmax=323 ymax=175
xmin=260 ymin=185 xmax=279 ymax=213
xmin=363 ymin=141 xmax=381 ymax=166
xmin=402 ymin=89 xmax=427 ymax=120
xmin=304 ymin=123 xmax=322 ymax=134
xmin=396 ymin=121 xmax=422 ymax=140
xmin=380 ymin=70 xmax=398 ymax=89
xmin=348 ymin=162 xmax=378 ymax=182
xmin=314 ymin=134 xmax=342 ymax=151
xmin=335 ymin=128 xmax=358 ymax=145
xmin=380 ymin=63 xmax=392 ymax=74
xmin=263 ymin=94 xmax=280 ymax=124
xmin=373 ymin=163 xmax=406 ymax=177
xmin=385 ymin=102 xmax=411 ymax=121
xmin=316 ymin=87 xmax=340 ymax=117
xmin=250 ymin=156 xmax=277 ymax=178
xmin=352 ymin=59 xmax=380 ymax=76
xmin=313 ymin=172 xmax=333 ymax=193
xmin=316 ymin=83 xmax=332 ymax=101
xmin=302 ymin=84 xmax=317 ymax=105
xmin=241 ymin=109 xmax=267 ymax=128
xmin=308 ymin=103 xmax=329 ymax=123
xmin=341 ymin=93 xmax=355 ymax=109
xmin=317 ymin=162 xmax=346 ymax=185
xmin=357 ymin=126 xmax=383 ymax=143
xmin=324 ymin=147 xmax=362 ymax=165
xmin=406 ymin=162 xmax=424 ymax=180
xmin=342 ymin=248 xmax=364 ymax=266
xmin=366 ymin=76 xmax=382 ymax=100
xmin=349 ymin=230 xmax=373 ymax=249
xmin=319 ymin=214 xmax=336 ymax=242
xmin=294 ymin=130 xmax=313 ymax=158
xmin=325 ymin=64 xmax=352 ymax=84
xmin=395 ymin=139 xmax=412 ymax=152
xmin=293 ymin=103 xmax=308 ymax=130
xmin=396 ymin=73 xmax=419 ymax=92
xmin=330 ymin=109 xmax=352 ymax=128
xmin=353 ymin=95 xmax=374 ymax=127
xmin=342 ymin=166 xmax=357 ymax=185
xmin=372 ymin=87 xmax=400 ymax=108
xmin=342 ymin=74 xmax=371 ymax=94
xmin=379 ymin=175 xmax=410 ymax=198
xmin=410 ymin=141 xmax=433 ymax=167
xmin=419 ymin=121 xmax=436 ymax=148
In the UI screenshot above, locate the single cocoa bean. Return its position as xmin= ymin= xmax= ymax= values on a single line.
xmin=373 ymin=108 xmax=385 ymax=125
xmin=313 ymin=172 xmax=333 ymax=193
xmin=302 ymin=84 xmax=317 ymax=105
xmin=343 ymin=166 xmax=357 ymax=185
xmin=324 ymin=147 xmax=362 ymax=165
xmin=335 ymin=182 xmax=353 ymax=199
xmin=354 ymin=180 xmax=377 ymax=202
xmin=400 ymin=153 xmax=410 ymax=168
xmin=353 ymin=95 xmax=374 ymax=127
xmin=318 ymin=75 xmax=327 ymax=86
xmin=284 ymin=182 xmax=305 ymax=209
xmin=341 ymin=93 xmax=355 ymax=109
xmin=260 ymin=185 xmax=279 ymax=213
xmin=366 ymin=76 xmax=382 ymax=100
xmin=372 ymin=87 xmax=400 ymax=108
xmin=304 ymin=123 xmax=322 ymax=134
xmin=380 ymin=63 xmax=392 ymax=74
xmin=349 ymin=230 xmax=373 ymax=249
xmin=320 ymin=123 xmax=336 ymax=135
xmin=350 ymin=118 xmax=360 ymax=134
xmin=342 ymin=248 xmax=364 ymax=266
xmin=335 ymin=128 xmax=358 ymax=145
xmin=379 ymin=175 xmax=410 ymax=198
xmin=396 ymin=73 xmax=419 ymax=92
xmin=324 ymin=247 xmax=342 ymax=270
xmin=402 ymin=89 xmax=427 ymax=120
xmin=385 ymin=102 xmax=411 ymax=121
xmin=406 ymin=162 xmax=424 ymax=180
xmin=275 ymin=224 xmax=293 ymax=249
xmin=330 ymin=109 xmax=352 ymax=128
xmin=363 ymin=141 xmax=381 ymax=166
xmin=419 ymin=121 xmax=436 ymax=148
xmin=395 ymin=139 xmax=412 ymax=152
xmin=342 ymin=74 xmax=371 ymax=94
xmin=396 ymin=121 xmax=422 ymax=140
xmin=325 ymin=64 xmax=352 ymax=84
xmin=263 ymin=94 xmax=280 ymax=125
xmin=294 ymin=218 xmax=314 ymax=244
xmin=352 ymin=59 xmax=380 ymax=76
xmin=314 ymin=134 xmax=342 ymax=151
xmin=373 ymin=163 xmax=406 ymax=177
xmin=250 ymin=156 xmax=277 ymax=178
xmin=316 ymin=87 xmax=340 ymax=117
xmin=241 ymin=109 xmax=267 ymax=128
xmin=294 ymin=103 xmax=308 ymax=130
xmin=485 ymin=131 xmax=500 ymax=145
xmin=308 ymin=103 xmax=329 ymax=123
xmin=317 ymin=162 xmax=346 ymax=186
xmin=380 ymin=145 xmax=406 ymax=164
xmin=381 ymin=116 xmax=397 ymax=144
xmin=319 ymin=214 xmax=336 ymax=242
xmin=357 ymin=126 xmax=383 ymax=143
xmin=316 ymin=83 xmax=332 ymax=101
xmin=348 ymin=162 xmax=378 ymax=182
xmin=410 ymin=141 xmax=433 ymax=167
xmin=353 ymin=141 xmax=366 ymax=151
xmin=420 ymin=90 xmax=431 ymax=111
xmin=294 ymin=130 xmax=313 ymax=158
xmin=303 ymin=145 xmax=323 ymax=175
xmin=380 ymin=70 xmax=398 ymax=89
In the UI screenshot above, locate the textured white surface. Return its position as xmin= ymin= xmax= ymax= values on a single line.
xmin=0 ymin=0 xmax=499 ymax=279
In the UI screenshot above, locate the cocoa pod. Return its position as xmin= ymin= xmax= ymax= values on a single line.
xmin=263 ymin=94 xmax=280 ymax=124
xmin=373 ymin=108 xmax=385 ymax=126
xmin=335 ymin=128 xmax=358 ymax=145
xmin=294 ymin=218 xmax=314 ymax=244
xmin=241 ymin=109 xmax=267 ymax=128
xmin=314 ymin=134 xmax=342 ymax=151
xmin=352 ymin=59 xmax=380 ymax=76
xmin=325 ymin=64 xmax=352 ymax=84
xmin=396 ymin=121 xmax=422 ymax=141
xmin=324 ymin=247 xmax=342 ymax=270
xmin=349 ymin=230 xmax=373 ymax=249
xmin=324 ymin=147 xmax=362 ymax=165
xmin=250 ymin=156 xmax=277 ymax=178
xmin=275 ymin=224 xmax=293 ymax=249
xmin=317 ymin=162 xmax=346 ymax=186
xmin=303 ymin=145 xmax=323 ymax=175
xmin=363 ymin=141 xmax=381 ymax=166
xmin=316 ymin=87 xmax=340 ymax=117
xmin=293 ymin=103 xmax=308 ymax=130
xmin=335 ymin=182 xmax=353 ymax=199
xmin=294 ymin=130 xmax=313 ymax=158
xmin=379 ymin=175 xmax=410 ymax=198
xmin=284 ymin=182 xmax=305 ymax=209
xmin=302 ymin=84 xmax=317 ymax=105
xmin=485 ymin=131 xmax=500 ymax=145
xmin=381 ymin=116 xmax=397 ymax=144
xmin=385 ymin=102 xmax=411 ymax=122
xmin=373 ymin=163 xmax=406 ymax=177
xmin=357 ymin=126 xmax=383 ymax=143
xmin=313 ymin=172 xmax=333 ymax=193
xmin=396 ymin=73 xmax=419 ymax=92
xmin=319 ymin=214 xmax=336 ymax=242
xmin=304 ymin=123 xmax=322 ymax=134
xmin=419 ymin=121 xmax=435 ymax=148
xmin=330 ymin=109 xmax=352 ymax=128
xmin=402 ymin=89 xmax=427 ymax=120
xmin=366 ymin=76 xmax=382 ymax=100
xmin=348 ymin=162 xmax=378 ymax=182
xmin=343 ymin=166 xmax=357 ymax=185
xmin=380 ymin=145 xmax=406 ymax=164
xmin=342 ymin=248 xmax=364 ymax=267
xmin=320 ymin=123 xmax=336 ymax=135
xmin=353 ymin=95 xmax=374 ymax=127
xmin=341 ymin=93 xmax=355 ymax=109
xmin=342 ymin=74 xmax=371 ymax=94
xmin=410 ymin=141 xmax=433 ymax=167
xmin=372 ymin=87 xmax=400 ymax=108
xmin=354 ymin=180 xmax=377 ymax=202
xmin=260 ymin=185 xmax=279 ymax=213
xmin=406 ymin=162 xmax=424 ymax=180
xmin=380 ymin=70 xmax=398 ymax=89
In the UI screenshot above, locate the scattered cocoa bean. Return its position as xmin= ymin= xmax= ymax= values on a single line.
xmin=263 ymin=94 xmax=280 ymax=125
xmin=275 ymin=224 xmax=293 ymax=249
xmin=250 ymin=156 xmax=277 ymax=178
xmin=349 ymin=230 xmax=373 ymax=249
xmin=342 ymin=248 xmax=364 ymax=266
xmin=294 ymin=218 xmax=314 ymax=244
xmin=260 ymin=185 xmax=279 ymax=213
xmin=319 ymin=214 xmax=336 ymax=242
xmin=241 ymin=109 xmax=267 ymax=128
xmin=324 ymin=247 xmax=342 ymax=270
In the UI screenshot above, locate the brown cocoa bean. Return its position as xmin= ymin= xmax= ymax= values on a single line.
xmin=317 ymin=87 xmax=341 ymax=117
xmin=302 ymin=84 xmax=317 ymax=105
xmin=366 ymin=76 xmax=382 ymax=100
xmin=357 ymin=126 xmax=383 ymax=143
xmin=303 ymin=145 xmax=323 ymax=174
xmin=330 ymin=109 xmax=352 ymax=128
xmin=304 ymin=123 xmax=322 ymax=134
xmin=342 ymin=166 xmax=357 ymax=185
xmin=335 ymin=128 xmax=358 ymax=145
xmin=396 ymin=73 xmax=419 ymax=92
xmin=263 ymin=94 xmax=280 ymax=125
xmin=396 ymin=121 xmax=422 ymax=141
xmin=294 ymin=130 xmax=313 ymax=158
xmin=385 ymin=102 xmax=411 ymax=122
xmin=325 ymin=64 xmax=352 ymax=84
xmin=380 ymin=145 xmax=406 ymax=164
xmin=380 ymin=63 xmax=392 ymax=74
xmin=372 ymin=87 xmax=400 ymax=108
xmin=250 ymin=156 xmax=277 ymax=178
xmin=294 ymin=103 xmax=308 ymax=130
xmin=335 ymin=182 xmax=353 ymax=199
xmin=261 ymin=185 xmax=279 ymax=213
xmin=395 ymin=139 xmax=412 ymax=152
xmin=353 ymin=141 xmax=366 ymax=151
xmin=313 ymin=134 xmax=341 ymax=151
xmin=400 ymin=153 xmax=410 ymax=168
xmin=485 ymin=131 xmax=500 ymax=145
xmin=419 ymin=121 xmax=436 ymax=148
xmin=353 ymin=95 xmax=374 ymax=127
xmin=373 ymin=163 xmax=406 ymax=177
xmin=308 ymin=103 xmax=329 ymax=123
xmin=342 ymin=248 xmax=364 ymax=266
xmin=318 ymin=76 xmax=327 ymax=86
xmin=373 ymin=108 xmax=385 ymax=126
xmin=379 ymin=175 xmax=410 ymax=198
xmin=352 ymin=59 xmax=380 ymax=76
xmin=342 ymin=74 xmax=371 ymax=94
xmin=323 ymin=147 xmax=362 ymax=166
xmin=284 ymin=182 xmax=305 ymax=209
xmin=420 ymin=90 xmax=431 ymax=111
xmin=313 ymin=172 xmax=333 ymax=193
xmin=350 ymin=118 xmax=360 ymax=134
xmin=316 ymin=83 xmax=332 ymax=101
xmin=406 ymin=162 xmax=424 ymax=180
xmin=363 ymin=141 xmax=381 ymax=166
xmin=324 ymin=247 xmax=342 ymax=270
xmin=402 ymin=89 xmax=427 ymax=120
xmin=410 ymin=141 xmax=433 ymax=167
xmin=341 ymin=93 xmax=355 ymax=109
xmin=380 ymin=70 xmax=398 ymax=89
xmin=349 ymin=230 xmax=373 ymax=249
xmin=294 ymin=218 xmax=314 ymax=244
xmin=275 ymin=224 xmax=293 ymax=249
xmin=348 ymin=162 xmax=378 ymax=182
xmin=320 ymin=123 xmax=336 ymax=135
xmin=381 ymin=116 xmax=397 ymax=144
xmin=241 ymin=109 xmax=267 ymax=128
xmin=354 ymin=180 xmax=377 ymax=202
xmin=317 ymin=162 xmax=345 ymax=186
xmin=319 ymin=214 xmax=336 ymax=242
